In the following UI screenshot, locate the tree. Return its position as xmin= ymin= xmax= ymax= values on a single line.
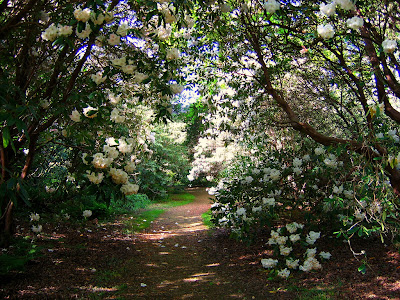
xmin=0 ymin=0 xmax=194 ymax=245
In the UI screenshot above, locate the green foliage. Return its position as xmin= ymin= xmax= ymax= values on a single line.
xmin=0 ymin=237 xmax=42 ymax=275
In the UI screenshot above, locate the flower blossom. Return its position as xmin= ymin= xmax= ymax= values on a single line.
xmin=69 ymin=109 xmax=81 ymax=122
xmin=109 ymin=168 xmax=129 ymax=184
xmin=108 ymin=33 xmax=120 ymax=46
xmin=32 ymin=225 xmax=43 ymax=233
xmin=41 ymin=23 xmax=58 ymax=41
xmin=166 ymin=48 xmax=180 ymax=60
xmin=319 ymin=251 xmax=332 ymax=259
xmin=286 ymin=258 xmax=300 ymax=269
xmin=306 ymin=231 xmax=321 ymax=244
xmin=277 ymin=268 xmax=290 ymax=278
xmin=336 ymin=0 xmax=355 ymax=10
xmin=76 ymin=23 xmax=92 ymax=39
xmin=346 ymin=16 xmax=364 ymax=30
xmin=261 ymin=258 xmax=278 ymax=269
xmin=83 ymin=106 xmax=98 ymax=118
xmin=110 ymin=108 xmax=125 ymax=123
xmin=74 ymin=7 xmax=91 ymax=22
xmin=382 ymin=39 xmax=398 ymax=54
xmin=317 ymin=24 xmax=335 ymax=39
xmin=263 ymin=0 xmax=280 ymax=14
xmin=91 ymin=72 xmax=106 ymax=85
xmin=319 ymin=2 xmax=336 ymax=17
xmin=117 ymin=22 xmax=129 ymax=36
xmin=82 ymin=209 xmax=92 ymax=218
xmin=86 ymin=171 xmax=104 ymax=184
xmin=120 ymin=183 xmax=139 ymax=195
xmin=92 ymin=153 xmax=113 ymax=169
xmin=263 ymin=197 xmax=276 ymax=206
xmin=30 ymin=213 xmax=40 ymax=222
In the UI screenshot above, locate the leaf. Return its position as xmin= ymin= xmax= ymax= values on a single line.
xmin=358 ymin=263 xmax=366 ymax=274
xmin=2 ymin=126 xmax=11 ymax=148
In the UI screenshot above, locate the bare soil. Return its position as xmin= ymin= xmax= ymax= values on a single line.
xmin=1 ymin=187 xmax=400 ymax=299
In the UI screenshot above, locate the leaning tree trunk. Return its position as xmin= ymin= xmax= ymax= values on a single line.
xmin=0 ymin=134 xmax=38 ymax=247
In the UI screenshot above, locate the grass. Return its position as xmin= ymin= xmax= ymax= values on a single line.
xmin=287 ymin=283 xmax=340 ymax=299
xmin=202 ymin=209 xmax=214 ymax=228
xmin=122 ymin=192 xmax=195 ymax=233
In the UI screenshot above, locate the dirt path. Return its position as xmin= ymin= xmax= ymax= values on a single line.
xmin=116 ymin=187 xmax=257 ymax=299
xmin=1 ymin=187 xmax=399 ymax=299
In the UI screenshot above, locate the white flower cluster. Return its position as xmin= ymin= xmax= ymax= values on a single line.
xmin=82 ymin=209 xmax=92 ymax=218
xmin=120 ymin=182 xmax=139 ymax=195
xmin=110 ymin=108 xmax=125 ymax=123
xmin=86 ymin=171 xmax=104 ymax=184
xmin=263 ymin=0 xmax=280 ymax=14
xmin=261 ymin=223 xmax=331 ymax=278
xmin=29 ymin=212 xmax=42 ymax=234
xmin=41 ymin=23 xmax=73 ymax=41
xmin=109 ymin=167 xmax=129 ymax=184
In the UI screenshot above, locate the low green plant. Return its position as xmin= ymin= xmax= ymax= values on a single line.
xmin=0 ymin=237 xmax=42 ymax=275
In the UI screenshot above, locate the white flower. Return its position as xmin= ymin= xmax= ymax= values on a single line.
xmin=92 ymin=153 xmax=113 ymax=169
xmin=166 ymin=48 xmax=180 ymax=60
xmin=261 ymin=258 xmax=278 ymax=269
xmin=293 ymin=158 xmax=302 ymax=168
xmin=317 ymin=24 xmax=335 ymax=39
xmin=354 ymin=210 xmax=365 ymax=220
xmin=117 ymin=22 xmax=129 ymax=36
xmin=41 ymin=24 xmax=58 ymax=41
xmin=91 ymin=72 xmax=106 ymax=85
xmin=118 ymin=138 xmax=133 ymax=154
xmin=83 ymin=106 xmax=98 ymax=118
xmin=280 ymin=246 xmax=292 ymax=256
xmin=91 ymin=12 xmax=105 ymax=25
xmin=270 ymin=230 xmax=280 ymax=239
xmin=69 ymin=109 xmax=81 ymax=122
xmin=236 ymin=207 xmax=246 ymax=216
xmin=306 ymin=231 xmax=321 ymax=244
xmin=336 ymin=0 xmax=355 ymax=10
xmin=76 ymin=23 xmax=92 ymax=39
xmin=32 ymin=225 xmax=43 ymax=233
xmin=57 ymin=24 xmax=73 ymax=36
xmin=277 ymin=268 xmax=290 ymax=278
xmin=86 ymin=172 xmax=104 ymax=184
xmin=269 ymin=169 xmax=281 ymax=181
xmin=74 ymin=7 xmax=91 ymax=22
xmin=108 ymin=33 xmax=120 ymax=46
xmin=263 ymin=197 xmax=275 ymax=206
xmin=108 ymin=93 xmax=121 ymax=105
xmin=305 ymin=247 xmax=317 ymax=258
xmin=315 ymin=147 xmax=325 ymax=155
xmin=109 ymin=168 xmax=129 ymax=184
xmin=122 ymin=64 xmax=136 ymax=74
xmin=30 ymin=213 xmax=40 ymax=222
xmin=105 ymin=137 xmax=118 ymax=147
xmin=286 ymin=223 xmax=298 ymax=234
xmin=252 ymin=206 xmax=262 ymax=213
xmin=83 ymin=210 xmax=92 ymax=218
xmin=286 ymin=258 xmax=300 ymax=269
xmin=82 ymin=153 xmax=89 ymax=165
xmin=319 ymin=251 xmax=332 ymax=259
xmin=64 ymin=213 xmax=70 ymax=220
xmin=276 ymin=235 xmax=288 ymax=245
xmin=263 ymin=0 xmax=280 ymax=14
xmin=110 ymin=108 xmax=125 ymax=123
xmin=319 ymin=2 xmax=336 ymax=17
xmin=121 ymin=183 xmax=139 ymax=195
xmin=124 ymin=161 xmax=136 ymax=173
xmin=134 ymin=72 xmax=148 ymax=83
xmin=346 ymin=16 xmax=364 ymax=30
xmin=382 ymin=39 xmax=397 ymax=54
xmin=289 ymin=234 xmax=301 ymax=243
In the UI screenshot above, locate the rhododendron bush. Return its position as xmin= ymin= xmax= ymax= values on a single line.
xmin=184 ymin=0 xmax=400 ymax=247
xmin=0 ymin=0 xmax=194 ymax=242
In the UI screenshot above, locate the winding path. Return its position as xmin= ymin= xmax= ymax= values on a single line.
xmin=119 ymin=187 xmax=264 ymax=299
